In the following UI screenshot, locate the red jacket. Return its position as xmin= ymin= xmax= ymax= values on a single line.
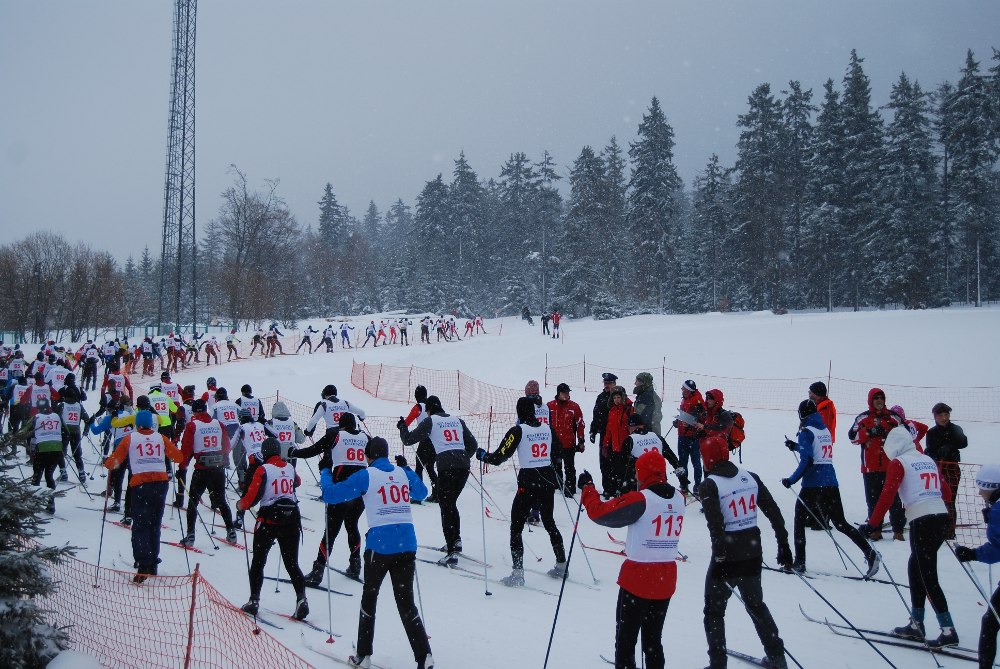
xmin=849 ymin=388 xmax=900 ymax=474
xmin=604 ymin=399 xmax=633 ymax=453
xmin=181 ymin=413 xmax=233 ymax=469
xmin=546 ymin=398 xmax=585 ymax=451
xmin=237 ymin=455 xmax=301 ymax=520
xmin=677 ymin=390 xmax=705 ymax=438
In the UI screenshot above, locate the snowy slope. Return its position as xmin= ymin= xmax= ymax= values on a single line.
xmin=39 ymin=307 xmax=1000 ymax=668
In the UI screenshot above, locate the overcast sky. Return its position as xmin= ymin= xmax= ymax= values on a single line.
xmin=2 ymin=1 xmax=997 ymax=259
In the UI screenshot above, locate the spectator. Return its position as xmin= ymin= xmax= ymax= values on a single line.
xmin=590 ymin=373 xmax=618 ymax=494
xmin=891 ymin=405 xmax=929 ymax=447
xmin=674 ymin=380 xmax=706 ymax=493
xmin=925 ymin=402 xmax=967 ymax=540
xmin=632 ymin=372 xmax=663 ymax=435
xmin=848 ymin=388 xmax=904 ymax=541
xmin=808 ymin=381 xmax=837 ymax=442
xmin=547 ymin=383 xmax=586 ymax=497
xmin=604 ymin=386 xmax=633 ymax=497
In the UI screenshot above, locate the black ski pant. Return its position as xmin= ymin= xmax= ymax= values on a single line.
xmin=400 ymin=329 xmax=408 ymax=345
xmin=435 ymin=467 xmax=469 ymax=552
xmin=509 ymin=482 xmax=565 ymax=569
xmin=979 ymin=584 xmax=1000 ymax=669
xmin=863 ymin=472 xmax=906 ymax=533
xmin=131 ymin=480 xmax=168 ymax=574
xmin=703 ymin=571 xmax=785 ymax=669
xmin=615 ymin=588 xmax=670 ymax=669
xmin=296 ymin=337 xmax=313 ymax=353
xmin=249 ymin=518 xmax=305 ymax=600
xmin=82 ymin=361 xmax=98 ymax=390
xmin=677 ymin=435 xmax=703 ymax=488
xmin=357 ymin=550 xmax=431 ymax=661
xmin=939 ymin=462 xmax=961 ymax=538
xmin=109 ymin=461 xmax=132 ymax=514
xmin=793 ymin=486 xmax=875 ymax=565
xmin=361 ymin=334 xmax=376 ymax=347
xmin=908 ymin=512 xmax=950 ymax=616
xmin=8 ymin=405 xmax=27 ymax=439
xmin=61 ymin=427 xmax=84 ymax=473
xmin=314 ymin=497 xmax=364 ymax=571
xmin=32 ymin=450 xmax=60 ymax=491
xmin=599 ymin=446 xmax=614 ymax=496
xmin=556 ymin=448 xmax=578 ymax=495
xmin=415 ymin=441 xmax=438 ymax=489
xmin=185 ymin=468 xmax=234 ymax=537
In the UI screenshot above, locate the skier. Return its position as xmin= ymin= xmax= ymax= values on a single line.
xmin=463 ymin=318 xmax=474 ymax=338
xmin=524 ymin=380 xmax=549 ymax=523
xmin=303 ymin=385 xmax=367 ymax=441
xmin=237 ymin=437 xmax=310 ymax=621
xmin=674 ymin=380 xmax=706 ymax=494
xmin=398 ymin=395 xmax=477 ymax=564
xmin=203 ymin=336 xmax=221 ymax=365
xmin=860 ymin=426 xmax=957 ymax=648
xmin=551 ymin=310 xmax=561 ymax=338
xmin=925 ymin=402 xmax=967 ymax=539
xmin=541 ymin=312 xmax=550 ymax=335
xmin=420 ymin=316 xmax=431 ymax=344
xmin=591 ymin=372 xmax=617 ymax=496
xmin=178 ymin=399 xmax=238 ymax=546
xmin=521 ymin=305 xmax=533 ymax=326
xmin=103 ymin=409 xmax=184 ymax=582
xmin=389 ymin=320 xmax=398 ymax=345
xmin=579 ymin=450 xmax=685 ymax=669
xmin=212 ymin=387 xmax=242 ymax=440
xmin=319 ymin=439 xmax=434 ymax=669
xmin=266 ymin=324 xmax=285 ymax=357
xmin=159 ymin=371 xmax=182 ymax=406
xmin=264 ymin=400 xmax=306 ymax=462
xmin=361 ymin=321 xmax=378 ymax=348
xmin=848 ymin=388 xmax=905 ymax=541
xmin=249 ymin=329 xmax=264 ymax=356
xmin=101 ymin=362 xmax=133 ymax=404
xmin=546 ymin=383 xmax=586 ymax=496
xmin=621 ymin=414 xmax=687 ymax=493
xmin=81 ymin=343 xmax=100 ymax=391
xmin=233 ymin=408 xmax=268 ymax=520
xmin=953 ymin=464 xmax=1000 ymax=669
xmin=236 ymin=384 xmax=266 ymax=424
xmin=700 ymin=437 xmax=793 ymax=669
xmin=147 ymin=383 xmax=179 ymax=440
xmin=403 ymin=385 xmax=437 ymax=503
xmin=398 ymin=318 xmax=410 ymax=346
xmin=297 ymin=412 xmax=369 ymax=585
xmin=474 ymin=315 xmax=486 ymax=334
xmin=55 ymin=385 xmax=89 ymax=484
xmin=339 ymin=321 xmax=354 ymax=349
xmin=20 ymin=372 xmax=56 ymax=410
xmin=297 ymin=325 xmax=320 ymax=353
xmin=478 ymin=396 xmax=567 ymax=586
xmin=225 ymin=330 xmax=241 ymax=361
xmin=780 ymin=399 xmax=880 ymax=577
xmin=15 ymin=397 xmax=63 ymax=514
xmin=320 ymin=324 xmax=335 ymax=352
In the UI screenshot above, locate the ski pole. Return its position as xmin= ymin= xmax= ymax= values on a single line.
xmin=782 ymin=485 xmax=854 ymax=573
xmin=946 ymin=541 xmax=1000 ymax=626
xmin=542 ymin=492 xmax=584 ymax=669
xmin=783 ymin=562 xmax=899 ymax=668
xmin=274 ymin=541 xmax=282 ymax=593
xmin=195 ymin=508 xmax=219 ymax=550
xmin=414 ymin=558 xmax=428 ymax=629
xmin=93 ymin=477 xmax=111 ymax=588
xmin=552 ymin=465 xmax=598 ymax=584
xmin=724 ymin=581 xmax=806 ymax=669
xmin=872 ymin=544 xmax=943 ymax=667
xmin=70 ymin=460 xmax=94 ymax=501
xmin=239 ymin=505 xmax=259 ymax=630
xmin=479 ymin=459 xmax=492 ymax=597
xmin=173 ymin=479 xmax=192 ymax=576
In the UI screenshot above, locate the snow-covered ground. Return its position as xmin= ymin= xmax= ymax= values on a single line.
xmin=40 ymin=306 xmax=1000 ymax=668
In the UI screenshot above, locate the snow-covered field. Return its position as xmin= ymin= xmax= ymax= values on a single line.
xmin=39 ymin=306 xmax=1000 ymax=668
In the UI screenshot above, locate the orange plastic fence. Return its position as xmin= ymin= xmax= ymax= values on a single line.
xmin=42 ymin=557 xmax=314 ymax=669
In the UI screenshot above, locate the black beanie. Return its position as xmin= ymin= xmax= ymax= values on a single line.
xmin=798 ymin=399 xmax=818 ymax=420
xmin=809 ymin=381 xmax=827 ymax=398
xmin=366 ymin=436 xmax=389 ymax=460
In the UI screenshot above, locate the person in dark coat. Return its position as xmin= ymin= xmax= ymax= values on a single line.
xmin=925 ymin=402 xmax=968 ymax=539
xmin=632 ymin=372 xmax=663 ymax=435
xmin=591 ymin=372 xmax=618 ymax=494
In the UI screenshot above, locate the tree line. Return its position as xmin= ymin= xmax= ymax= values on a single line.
xmin=2 ymin=48 xmax=998 ymax=338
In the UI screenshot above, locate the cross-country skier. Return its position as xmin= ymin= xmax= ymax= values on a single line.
xmin=264 ymin=400 xmax=306 ymax=462
xmin=226 ymin=330 xmax=241 ymax=361
xmin=621 ymin=413 xmax=687 ymax=493
xmin=104 ymin=409 xmax=184 ymax=582
xmin=55 ymin=385 xmax=89 ymax=484
xmin=398 ymin=318 xmax=410 ymax=346
xmin=297 ymin=325 xmax=319 ymax=353
xmin=319 ymin=439 xmax=434 ymax=669
xmin=211 ymin=387 xmax=242 ymax=440
xmin=237 ymin=437 xmax=310 ymax=621
xmin=14 ymin=397 xmax=63 ymax=514
xmin=579 ymin=450 xmax=685 ymax=669
xmin=179 ymin=399 xmax=238 ymax=546
xmin=236 ymin=384 xmax=266 ymax=424
xmin=403 ymin=385 xmax=437 ymax=502
xmin=478 ymin=396 xmax=567 ymax=586
xmin=420 ymin=316 xmax=431 ymax=344
xmin=320 ymin=324 xmax=335 ymax=352
xmin=339 ymin=321 xmax=354 ymax=349
xmin=361 ymin=321 xmax=378 ymax=348
xmin=780 ymin=399 xmax=880 ymax=577
xmin=398 ymin=395 xmax=477 ymax=564
xmin=303 ymin=385 xmax=367 ymax=441
xmin=474 ymin=315 xmax=486 ymax=334
xmin=859 ymin=426 xmax=957 ymax=648
xmin=699 ymin=437 xmax=793 ymax=669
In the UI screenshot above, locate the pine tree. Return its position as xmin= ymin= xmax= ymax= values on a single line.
xmin=497 ymin=153 xmax=539 ymax=313
xmin=448 ymin=152 xmax=485 ymax=301
xmin=601 ymin=137 xmax=630 ymax=301
xmin=932 ymin=80 xmax=960 ymax=304
xmin=779 ymin=81 xmax=816 ymax=309
xmin=880 ymin=72 xmax=940 ymax=307
xmin=556 ymin=146 xmax=605 ymax=316
xmin=627 ymin=97 xmax=683 ymax=311
xmin=534 ymin=151 xmax=563 ymax=312
xmin=0 ymin=438 xmax=74 ymax=668
xmin=317 ymin=183 xmax=347 ymax=248
xmin=688 ymin=154 xmax=733 ymax=311
xmin=409 ymin=175 xmax=452 ymax=311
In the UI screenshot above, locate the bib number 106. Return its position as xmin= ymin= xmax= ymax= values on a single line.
xmin=377 ymin=484 xmax=410 ymax=504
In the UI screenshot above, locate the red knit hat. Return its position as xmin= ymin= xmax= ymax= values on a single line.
xmin=701 ymin=434 xmax=730 ymax=472
xmin=636 ymin=450 xmax=666 ymax=487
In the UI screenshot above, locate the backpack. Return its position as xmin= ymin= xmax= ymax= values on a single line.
xmin=727 ymin=410 xmax=746 ymax=452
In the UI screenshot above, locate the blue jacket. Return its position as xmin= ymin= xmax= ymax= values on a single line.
xmin=787 ymin=413 xmax=839 ymax=488
xmin=320 ymin=458 xmax=427 ymax=555
xmin=975 ymin=492 xmax=1000 ymax=565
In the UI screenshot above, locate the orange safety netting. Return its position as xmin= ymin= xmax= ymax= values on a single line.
xmin=41 ymin=556 xmax=314 ymax=669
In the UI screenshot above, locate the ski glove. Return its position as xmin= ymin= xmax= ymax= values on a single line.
xmin=577 ymin=438 xmax=585 ymax=453
xmin=866 ymin=426 xmax=886 ymax=438
xmin=857 ymin=522 xmax=878 ymax=538
xmin=396 ymin=417 xmax=407 ymax=430
xmin=304 ymin=428 xmax=314 ymax=438
xmin=394 ymin=455 xmax=408 ymax=468
xmin=589 ymin=433 xmax=596 ymax=444
xmin=954 ymin=545 xmax=977 ymax=562
xmin=577 ymin=470 xmax=594 ymax=490
xmin=776 ymin=543 xmax=793 ymax=569
xmin=474 ymin=448 xmax=487 ymax=462
xmin=780 ymin=478 xmax=792 ymax=489
xmin=784 ymin=438 xmax=797 ymax=451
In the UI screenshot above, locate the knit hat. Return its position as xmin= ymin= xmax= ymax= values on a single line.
xmin=682 ymin=379 xmax=697 ymax=393
xmin=890 ymin=405 xmax=906 ymax=421
xmin=366 ymin=436 xmax=389 ymax=460
xmin=809 ymin=381 xmax=827 ymax=398
xmin=932 ymin=402 xmax=952 ymax=415
xmin=976 ymin=464 xmax=1000 ymax=491
xmin=635 ymin=372 xmax=654 ymax=389
xmin=271 ymin=401 xmax=291 ymax=420
xmin=524 ymin=380 xmax=540 ymax=396
xmin=635 ymin=450 xmax=666 ymax=487
xmin=516 ymin=397 xmax=537 ymax=424
xmin=135 ymin=410 xmax=154 ymax=430
xmin=701 ymin=435 xmax=730 ymax=472
xmin=191 ymin=399 xmax=207 ymax=414
xmin=798 ymin=399 xmax=818 ymax=420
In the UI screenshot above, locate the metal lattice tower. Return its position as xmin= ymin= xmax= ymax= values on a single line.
xmin=157 ymin=0 xmax=197 ymax=334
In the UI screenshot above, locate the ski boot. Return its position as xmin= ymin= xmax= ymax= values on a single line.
xmin=179 ymin=532 xmax=195 ymax=548
xmin=417 ymin=653 xmax=435 ymax=669
xmin=121 ymin=516 xmax=133 ymax=528
xmin=891 ymin=620 xmax=925 ymax=641
xmin=437 ymin=552 xmax=459 ymax=566
xmin=226 ymin=528 xmax=238 ymax=543
xmin=347 ymin=655 xmax=370 ymax=668
xmin=864 ymin=552 xmax=881 ymax=579
xmin=293 ymin=596 xmax=309 ymax=621
xmin=241 ymin=598 xmax=259 ymax=616
xmin=500 ymin=569 xmax=525 ymax=587
xmin=108 ymin=501 xmax=121 ymax=513
xmin=58 ymin=469 xmax=69 ymax=482
xmin=304 ymin=561 xmax=325 ymax=587
xmin=547 ymin=561 xmax=568 ymax=579
xmin=929 ymin=627 xmax=959 ymax=648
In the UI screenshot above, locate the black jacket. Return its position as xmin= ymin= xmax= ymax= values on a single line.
xmin=633 ymin=388 xmax=663 ymax=434
xmin=590 ymin=390 xmax=612 ymax=439
xmin=483 ymin=420 xmax=563 ymax=489
xmin=925 ymin=422 xmax=968 ymax=463
xmin=399 ymin=412 xmax=477 ymax=472
xmin=698 ymin=461 xmax=789 ymax=579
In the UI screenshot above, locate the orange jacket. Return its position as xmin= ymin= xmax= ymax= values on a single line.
xmin=816 ymin=397 xmax=837 ymax=443
xmin=104 ymin=428 xmax=184 ymax=487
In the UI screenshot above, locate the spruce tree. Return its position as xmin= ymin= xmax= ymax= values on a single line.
xmin=689 ymin=154 xmax=733 ymax=311
xmin=410 ymin=175 xmax=452 ymax=311
xmin=601 ymin=137 xmax=630 ymax=301
xmin=0 ymin=438 xmax=74 ymax=669
xmin=317 ymin=183 xmax=347 ymax=247
xmin=534 ymin=151 xmax=563 ymax=312
xmin=448 ymin=152 xmax=485 ymax=302
xmin=779 ymin=81 xmax=816 ymax=309
xmin=557 ymin=146 xmax=605 ymax=316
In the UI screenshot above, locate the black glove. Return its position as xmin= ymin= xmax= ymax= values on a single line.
xmin=781 ymin=478 xmax=792 ymax=489
xmin=672 ymin=419 xmax=680 ymax=429
xmin=304 ymin=427 xmax=314 ymax=438
xmin=394 ymin=455 xmax=408 ymax=468
xmin=396 ymin=417 xmax=407 ymax=430
xmin=776 ymin=543 xmax=793 ymax=569
xmin=318 ymin=453 xmax=332 ymax=471
xmin=474 ymin=448 xmax=486 ymax=462
xmin=784 ymin=438 xmax=797 ymax=451
xmin=577 ymin=470 xmax=594 ymax=489
xmin=857 ymin=523 xmax=877 ymax=539
xmin=286 ymin=448 xmax=297 ymax=459
xmin=954 ymin=545 xmax=977 ymax=562
xmin=866 ymin=426 xmax=885 ymax=438
xmin=589 ymin=433 xmax=596 ymax=444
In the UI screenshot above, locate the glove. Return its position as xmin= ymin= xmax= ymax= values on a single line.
xmin=672 ymin=419 xmax=680 ymax=429
xmin=577 ymin=438 xmax=585 ymax=453
xmin=781 ymin=478 xmax=792 ymax=489
xmin=954 ymin=545 xmax=977 ymax=563
xmin=857 ymin=523 xmax=877 ymax=539
xmin=577 ymin=470 xmax=594 ymax=489
xmin=784 ymin=438 xmax=797 ymax=451
xmin=396 ymin=417 xmax=407 ymax=430
xmin=394 ymin=455 xmax=408 ymax=468
xmin=304 ymin=428 xmax=314 ymax=438
xmin=475 ymin=448 xmax=486 ymax=462
xmin=866 ymin=426 xmax=885 ymax=438
xmin=776 ymin=543 xmax=793 ymax=569
xmin=589 ymin=433 xmax=596 ymax=444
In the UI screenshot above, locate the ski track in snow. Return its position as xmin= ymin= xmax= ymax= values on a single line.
xmin=38 ymin=308 xmax=1000 ymax=668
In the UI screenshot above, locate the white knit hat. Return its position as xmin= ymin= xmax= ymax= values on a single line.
xmin=976 ymin=464 xmax=1000 ymax=491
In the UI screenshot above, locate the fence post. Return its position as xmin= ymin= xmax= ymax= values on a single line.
xmin=375 ymin=364 xmax=383 ymax=398
xmin=486 ymin=406 xmax=494 ymax=474
xmin=827 ymin=360 xmax=832 ymax=394
xmin=457 ymin=371 xmax=462 ymax=411
xmin=183 ymin=564 xmax=200 ymax=669
xmin=583 ymin=355 xmax=586 ymax=391
xmin=544 ymin=353 xmax=548 ymax=388
xmin=662 ymin=357 xmax=666 ymax=395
